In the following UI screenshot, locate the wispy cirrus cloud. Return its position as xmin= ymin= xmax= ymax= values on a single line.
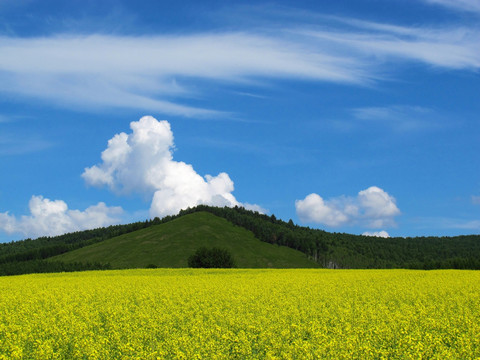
xmin=423 ymin=0 xmax=480 ymax=14
xmin=414 ymin=216 xmax=480 ymax=231
xmin=351 ymin=105 xmax=440 ymax=132
xmin=297 ymin=23 xmax=480 ymax=70
xmin=0 ymin=134 xmax=52 ymax=156
xmin=0 ymin=33 xmax=370 ymax=117
xmin=0 ymin=11 xmax=478 ymax=117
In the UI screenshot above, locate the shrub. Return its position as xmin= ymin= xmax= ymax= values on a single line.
xmin=188 ymin=247 xmax=235 ymax=268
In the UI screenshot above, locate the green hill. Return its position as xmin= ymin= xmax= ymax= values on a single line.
xmin=2 ymin=205 xmax=480 ymax=276
xmin=53 ymin=212 xmax=319 ymax=268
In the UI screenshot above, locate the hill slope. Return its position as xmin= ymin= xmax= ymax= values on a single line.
xmin=53 ymin=212 xmax=319 ymax=268
xmin=176 ymin=206 xmax=480 ymax=269
xmin=2 ymin=205 xmax=480 ymax=275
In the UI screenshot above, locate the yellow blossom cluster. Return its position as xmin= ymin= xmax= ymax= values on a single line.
xmin=0 ymin=269 xmax=479 ymax=359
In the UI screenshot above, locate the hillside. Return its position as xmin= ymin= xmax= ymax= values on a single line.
xmin=179 ymin=205 xmax=480 ymax=270
xmin=189 ymin=205 xmax=480 ymax=270
xmin=2 ymin=205 xmax=480 ymax=276
xmin=53 ymin=212 xmax=319 ymax=268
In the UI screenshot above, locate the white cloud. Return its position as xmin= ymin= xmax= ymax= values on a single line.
xmin=0 ymin=134 xmax=52 ymax=156
xmin=447 ymin=219 xmax=480 ymax=229
xmin=83 ymin=116 xmax=259 ymax=218
xmin=351 ymin=105 xmax=437 ymax=132
xmin=357 ymin=187 xmax=402 ymax=227
xmin=295 ymin=186 xmax=400 ymax=228
xmin=299 ymin=24 xmax=480 ymax=70
xmin=0 ymin=195 xmax=123 ymax=238
xmin=417 ymin=216 xmax=480 ymax=231
xmin=0 ymin=33 xmax=368 ymax=117
xmin=295 ymin=193 xmax=350 ymax=226
xmin=472 ymin=195 xmax=480 ymax=205
xmin=423 ymin=0 xmax=480 ymax=14
xmin=242 ymin=203 xmax=269 ymax=214
xmin=362 ymin=230 xmax=390 ymax=238
xmin=0 ymin=16 xmax=478 ymax=115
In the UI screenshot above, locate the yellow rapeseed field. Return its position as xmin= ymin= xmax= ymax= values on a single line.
xmin=0 ymin=269 xmax=479 ymax=359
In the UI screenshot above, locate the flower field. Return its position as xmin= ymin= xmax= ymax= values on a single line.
xmin=0 ymin=269 xmax=479 ymax=359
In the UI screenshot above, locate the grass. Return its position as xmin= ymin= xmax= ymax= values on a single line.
xmin=53 ymin=212 xmax=319 ymax=268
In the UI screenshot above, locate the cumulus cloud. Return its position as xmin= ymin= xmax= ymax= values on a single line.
xmin=362 ymin=230 xmax=390 ymax=238
xmin=294 ymin=194 xmax=350 ymax=227
xmin=0 ymin=195 xmax=123 ymax=238
xmin=83 ymin=116 xmax=259 ymax=218
xmin=295 ymin=186 xmax=400 ymax=228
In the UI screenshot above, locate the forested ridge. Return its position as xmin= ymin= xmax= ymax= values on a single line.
xmin=0 ymin=215 xmax=177 ymax=275
xmin=1 ymin=205 xmax=480 ymax=275
xmin=180 ymin=206 xmax=480 ymax=269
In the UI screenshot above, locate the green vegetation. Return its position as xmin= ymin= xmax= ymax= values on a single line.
xmin=182 ymin=205 xmax=480 ymax=269
xmin=53 ymin=212 xmax=318 ymax=269
xmin=0 ymin=217 xmax=173 ymax=275
xmin=1 ymin=205 xmax=480 ymax=276
xmin=188 ymin=247 xmax=236 ymax=268
xmin=0 ymin=260 xmax=111 ymax=276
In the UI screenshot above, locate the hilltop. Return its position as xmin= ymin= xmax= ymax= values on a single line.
xmin=53 ymin=212 xmax=318 ymax=268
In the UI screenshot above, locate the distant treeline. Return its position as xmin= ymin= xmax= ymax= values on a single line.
xmin=0 ymin=215 xmax=180 ymax=276
xmin=1 ymin=205 xmax=480 ymax=275
xmin=0 ymin=260 xmax=111 ymax=276
xmin=179 ymin=205 xmax=480 ymax=270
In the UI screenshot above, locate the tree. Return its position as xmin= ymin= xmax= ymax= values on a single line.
xmin=188 ymin=247 xmax=235 ymax=268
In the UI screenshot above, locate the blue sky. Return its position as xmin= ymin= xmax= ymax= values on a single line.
xmin=0 ymin=0 xmax=479 ymax=242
